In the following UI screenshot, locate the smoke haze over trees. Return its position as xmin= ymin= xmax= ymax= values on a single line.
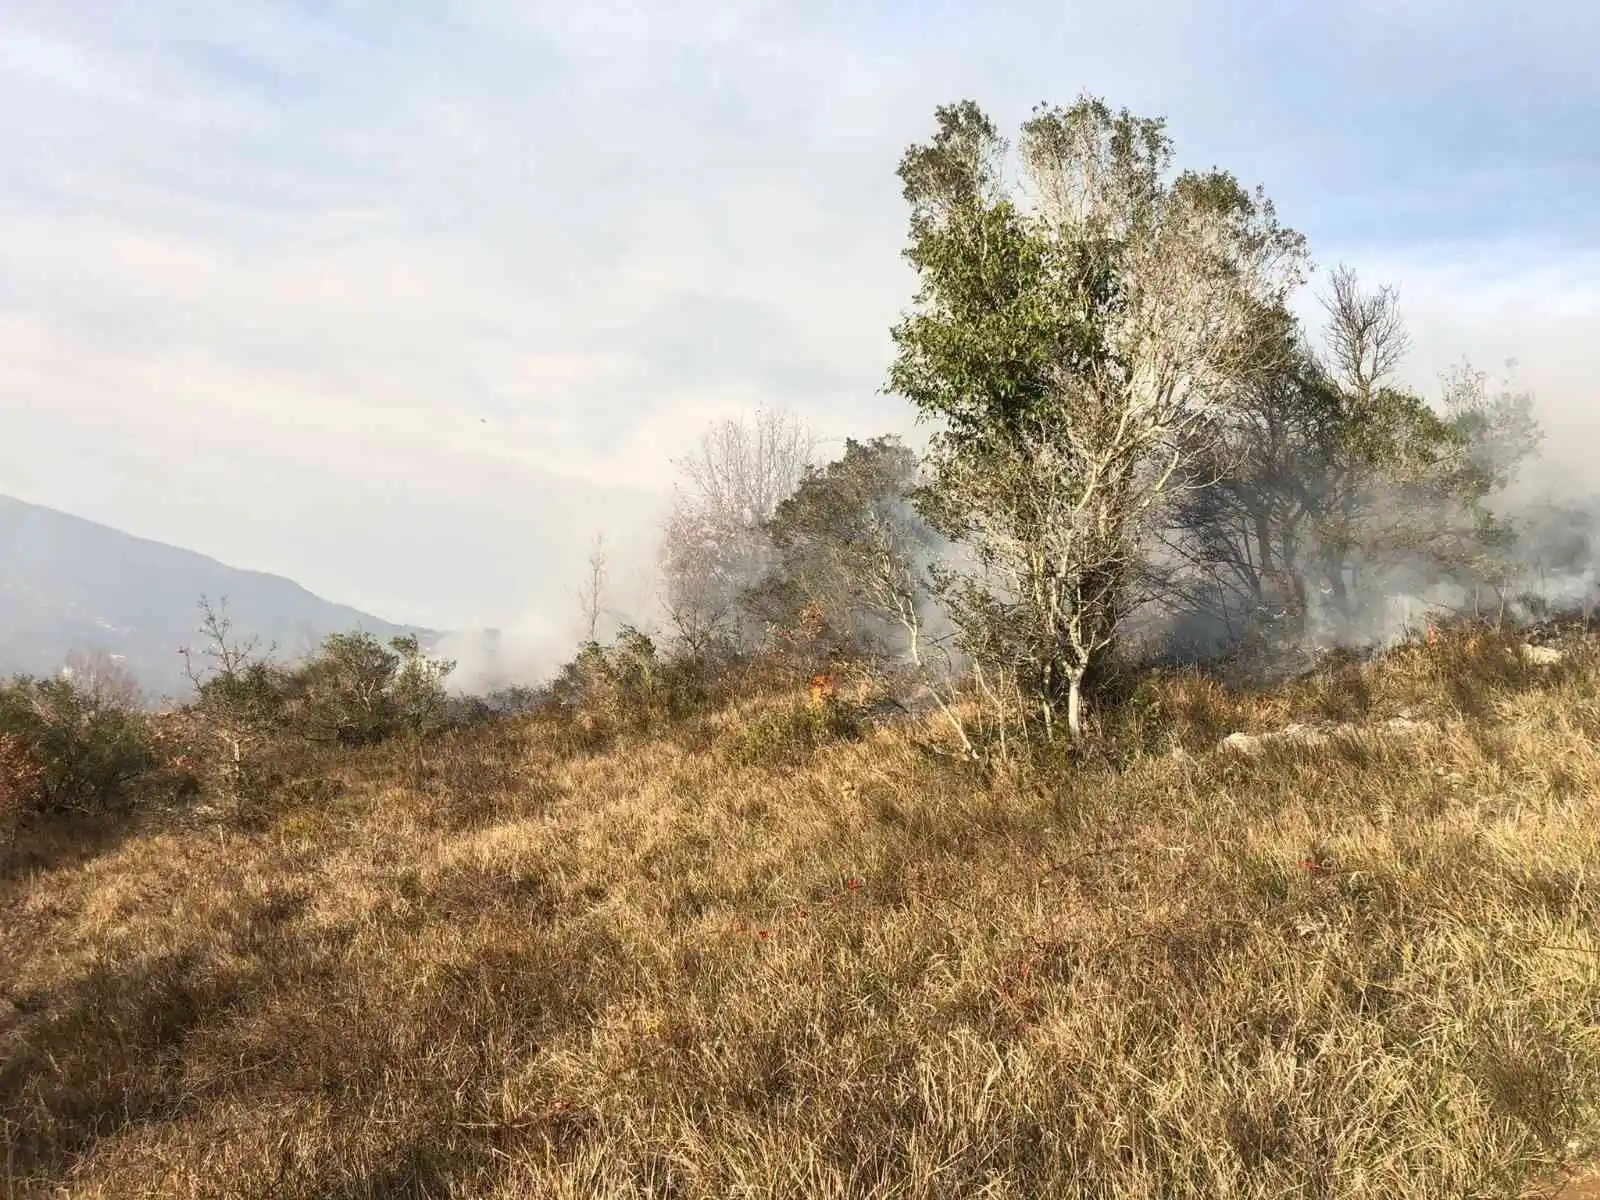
xmin=616 ymin=92 xmax=1590 ymax=749
xmin=1 ymin=88 xmax=1593 ymax=751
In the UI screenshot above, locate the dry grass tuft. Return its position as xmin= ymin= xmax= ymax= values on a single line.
xmin=4 ymin=632 xmax=1600 ymax=1198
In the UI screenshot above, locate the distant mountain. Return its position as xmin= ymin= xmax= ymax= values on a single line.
xmin=0 ymin=493 xmax=435 ymax=704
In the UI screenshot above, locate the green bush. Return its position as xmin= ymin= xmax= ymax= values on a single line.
xmin=280 ymin=632 xmax=455 ymax=747
xmin=719 ymin=694 xmax=864 ymax=768
xmin=550 ymin=627 xmax=706 ymax=737
xmin=0 ymin=675 xmax=154 ymax=814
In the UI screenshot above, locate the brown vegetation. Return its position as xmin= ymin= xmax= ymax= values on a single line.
xmin=3 ymin=624 xmax=1599 ymax=1198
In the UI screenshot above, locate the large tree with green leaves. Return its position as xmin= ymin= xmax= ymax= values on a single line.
xmin=888 ymin=96 xmax=1306 ymax=740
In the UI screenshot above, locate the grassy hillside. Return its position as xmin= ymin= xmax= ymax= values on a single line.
xmin=3 ymin=628 xmax=1599 ymax=1198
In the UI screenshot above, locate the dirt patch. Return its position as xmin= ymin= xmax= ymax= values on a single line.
xmin=1555 ymin=1174 xmax=1600 ymax=1200
xmin=1528 ymin=1165 xmax=1600 ymax=1200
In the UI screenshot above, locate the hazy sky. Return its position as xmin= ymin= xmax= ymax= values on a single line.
xmin=3 ymin=0 xmax=1595 ymax=637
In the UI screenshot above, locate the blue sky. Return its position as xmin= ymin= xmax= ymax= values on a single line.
xmin=2 ymin=0 xmax=1596 ymax=643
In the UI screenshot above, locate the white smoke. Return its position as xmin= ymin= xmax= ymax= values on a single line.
xmin=431 ymin=614 xmax=568 ymax=697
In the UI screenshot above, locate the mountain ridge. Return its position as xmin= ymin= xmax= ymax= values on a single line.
xmin=0 ymin=492 xmax=437 ymax=703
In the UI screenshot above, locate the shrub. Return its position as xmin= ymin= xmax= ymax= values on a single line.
xmin=279 ymin=632 xmax=455 ymax=747
xmin=442 ymin=685 xmax=549 ymax=729
xmin=0 ymin=674 xmax=154 ymax=814
xmin=550 ymin=627 xmax=693 ymax=737
xmin=719 ymin=691 xmax=865 ymax=768
xmin=0 ymin=731 xmax=45 ymax=846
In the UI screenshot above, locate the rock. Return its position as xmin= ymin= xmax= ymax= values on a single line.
xmin=1219 ymin=715 xmax=1437 ymax=756
xmin=1218 ymin=731 xmax=1261 ymax=755
xmin=1379 ymin=716 xmax=1429 ymax=734
xmin=1218 ymin=723 xmax=1329 ymax=756
xmin=1521 ymin=644 xmax=1564 ymax=666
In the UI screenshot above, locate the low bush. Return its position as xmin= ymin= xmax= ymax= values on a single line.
xmin=278 ymin=632 xmax=455 ymax=748
xmin=549 ymin=627 xmax=720 ymax=741
xmin=719 ymin=691 xmax=867 ymax=768
xmin=0 ymin=674 xmax=154 ymax=815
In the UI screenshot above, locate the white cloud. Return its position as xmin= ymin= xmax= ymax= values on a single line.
xmin=2 ymin=0 xmax=1594 ymax=643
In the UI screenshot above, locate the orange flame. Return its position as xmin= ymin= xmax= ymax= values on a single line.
xmin=809 ymin=673 xmax=836 ymax=705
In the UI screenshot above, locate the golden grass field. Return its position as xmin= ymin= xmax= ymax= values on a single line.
xmin=3 ymin=628 xmax=1599 ymax=1198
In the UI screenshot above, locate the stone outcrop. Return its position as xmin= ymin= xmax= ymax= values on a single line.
xmin=1218 ymin=715 xmax=1434 ymax=757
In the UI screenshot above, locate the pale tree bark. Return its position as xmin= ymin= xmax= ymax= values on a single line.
xmin=576 ymin=533 xmax=608 ymax=644
xmin=894 ymin=97 xmax=1306 ymax=747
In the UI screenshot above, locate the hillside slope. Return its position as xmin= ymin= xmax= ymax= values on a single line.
xmin=0 ymin=493 xmax=432 ymax=702
xmin=2 ymin=632 xmax=1599 ymax=1198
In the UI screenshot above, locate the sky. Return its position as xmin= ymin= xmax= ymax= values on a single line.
xmin=2 ymin=0 xmax=1596 ymax=640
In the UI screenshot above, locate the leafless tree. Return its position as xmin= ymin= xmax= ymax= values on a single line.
xmin=1322 ymin=265 xmax=1410 ymax=402
xmin=658 ymin=407 xmax=815 ymax=653
xmin=62 ymin=648 xmax=144 ymax=712
xmin=575 ymin=532 xmax=609 ymax=644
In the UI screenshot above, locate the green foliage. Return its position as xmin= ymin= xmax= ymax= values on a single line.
xmin=887 ymin=94 xmax=1305 ymax=742
xmin=282 ymin=631 xmax=456 ymax=747
xmin=175 ymin=599 xmax=458 ymax=802
xmin=751 ymin=436 xmax=935 ymax=661
xmin=718 ymin=695 xmax=864 ymax=769
xmin=890 ymin=98 xmax=1301 ymax=504
xmin=190 ymin=660 xmax=287 ymax=739
xmin=285 ymin=630 xmax=398 ymax=745
xmin=551 ymin=626 xmax=687 ymax=737
xmin=0 ymin=673 xmax=153 ymax=815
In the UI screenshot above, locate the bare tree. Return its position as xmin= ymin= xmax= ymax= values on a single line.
xmin=62 ymin=648 xmax=144 ymax=712
xmin=575 ymin=532 xmax=609 ymax=644
xmin=1322 ymin=266 xmax=1410 ymax=403
xmin=659 ymin=407 xmax=815 ymax=653
xmin=677 ymin=407 xmax=817 ymax=525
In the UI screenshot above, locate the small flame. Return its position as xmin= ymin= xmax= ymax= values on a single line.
xmin=809 ymin=673 xmax=836 ymax=705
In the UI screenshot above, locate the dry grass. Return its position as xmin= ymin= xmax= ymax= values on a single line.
xmin=3 ymin=629 xmax=1600 ymax=1199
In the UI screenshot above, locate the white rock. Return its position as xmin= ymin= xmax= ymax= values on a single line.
xmin=1218 ymin=724 xmax=1328 ymax=755
xmin=1219 ymin=715 xmax=1437 ymax=756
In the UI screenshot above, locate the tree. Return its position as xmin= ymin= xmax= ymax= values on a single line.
xmin=389 ymin=634 xmax=457 ymax=782
xmin=286 ymin=631 xmax=402 ymax=745
xmin=659 ymin=407 xmax=815 ymax=654
xmin=1301 ymin=267 xmax=1484 ymax=624
xmin=889 ymin=96 xmax=1306 ymax=741
xmin=180 ymin=596 xmax=284 ymax=794
xmin=1157 ymin=306 xmax=1330 ymax=648
xmin=390 ymin=635 xmax=456 ymax=734
xmin=282 ymin=631 xmax=455 ymax=748
xmin=574 ymin=533 xmax=609 ymax=645
xmin=0 ymin=673 xmax=152 ymax=814
xmin=752 ymin=435 xmax=937 ymax=663
xmin=62 ymin=648 xmax=144 ymax=713
xmin=1166 ymin=270 xmax=1543 ymax=656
